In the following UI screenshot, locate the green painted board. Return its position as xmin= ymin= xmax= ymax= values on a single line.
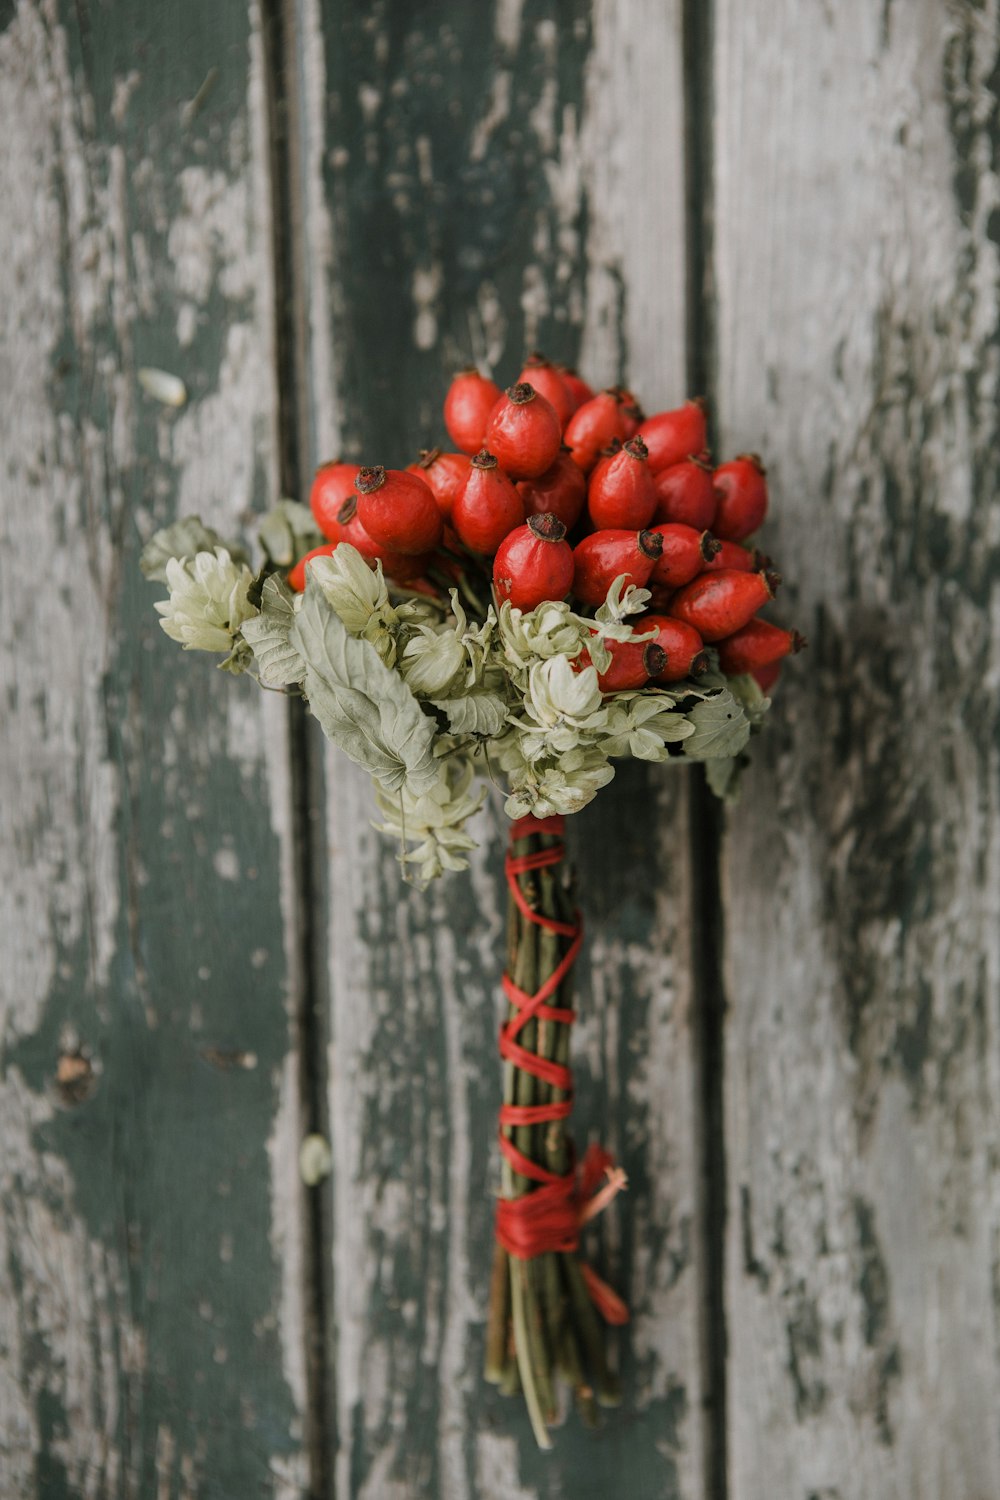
xmin=0 ymin=4 xmax=308 ymax=1495
xmin=292 ymin=1 xmax=709 ymax=1494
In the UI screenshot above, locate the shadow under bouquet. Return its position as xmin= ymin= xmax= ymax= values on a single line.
xmin=143 ymin=358 xmax=801 ymax=1447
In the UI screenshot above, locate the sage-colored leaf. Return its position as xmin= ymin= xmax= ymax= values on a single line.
xmin=141 ymin=516 xmax=247 ymax=581
xmin=241 ymin=575 xmax=305 ymax=686
xmin=431 ymin=691 xmax=508 ymax=738
xmin=705 ymin=754 xmax=746 ymax=802
xmin=682 ymin=689 xmax=752 ymax=760
xmin=258 ymin=499 xmax=323 ymax=568
xmin=290 ymin=582 xmax=439 ymax=796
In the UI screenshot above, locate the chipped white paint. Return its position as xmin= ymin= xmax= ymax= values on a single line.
xmin=715 ymin=3 xmax=1000 ymax=1496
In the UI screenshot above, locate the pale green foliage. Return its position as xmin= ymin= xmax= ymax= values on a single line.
xmin=241 ymin=575 xmax=305 ymax=686
xmin=141 ymin=516 xmax=248 ymax=582
xmin=257 ymin=499 xmax=322 ymax=568
xmin=290 ymin=580 xmax=439 ymax=797
xmin=374 ymin=754 xmax=486 ymax=886
xmin=146 ymin=520 xmax=772 ymax=877
xmin=155 ymin=548 xmax=256 ymax=653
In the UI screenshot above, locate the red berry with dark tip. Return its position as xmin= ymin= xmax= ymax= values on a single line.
xmin=516 ymin=354 xmax=574 ymax=428
xmin=639 ymin=614 xmax=709 ymax=683
xmin=493 ymin=513 xmax=575 ymax=611
xmin=649 ymin=524 xmax=721 ymax=586
xmin=637 ymin=400 xmax=708 ymax=475
xmin=310 ymin=460 xmax=362 ymax=541
xmin=668 ymin=567 xmax=780 ymax=642
xmin=596 ymin=636 xmax=667 ymax=693
xmin=555 ymin=364 xmax=594 ymax=414
xmin=563 ymin=389 xmax=630 ymax=473
xmin=335 ymin=496 xmax=430 ymax=582
xmin=444 ymin=368 xmax=502 ymax=455
xmin=712 ymin=454 xmax=768 ymax=540
xmin=716 ymin=617 xmax=805 ymax=676
xmin=452 ymin=449 xmax=526 ymax=554
xmin=485 ymin=382 xmax=562 ymax=480
xmin=406 ymin=449 xmax=471 ymax=519
xmin=701 ymin=539 xmax=761 ymax=572
xmin=614 ymin=387 xmax=645 ymax=439
xmin=587 ymin=436 xmax=657 ymax=530
xmin=355 ymin=465 xmax=443 ymax=555
xmin=571 ymin=528 xmax=663 ymax=607
xmin=288 ymin=542 xmax=339 ymax=593
xmin=517 ymin=449 xmax=587 ymax=530
xmin=652 ymin=454 xmax=716 ymax=530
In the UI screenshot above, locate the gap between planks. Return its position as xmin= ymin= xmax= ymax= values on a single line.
xmin=682 ymin=1 xmax=730 ymax=1497
xmin=260 ymin=0 xmax=338 ymax=1495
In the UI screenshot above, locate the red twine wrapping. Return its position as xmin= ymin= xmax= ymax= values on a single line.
xmin=495 ymin=814 xmax=629 ymax=1325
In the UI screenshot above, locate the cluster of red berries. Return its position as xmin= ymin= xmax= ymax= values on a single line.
xmin=290 ymin=355 xmax=803 ymax=693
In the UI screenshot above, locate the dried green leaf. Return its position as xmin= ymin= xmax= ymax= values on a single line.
xmin=141 ymin=516 xmax=248 ymax=582
xmin=258 ymin=499 xmax=323 ymax=568
xmin=682 ymin=689 xmax=752 ymax=760
xmin=241 ymin=575 xmax=305 ymax=686
xmin=431 ymin=691 xmax=508 ymax=738
xmin=290 ymin=581 xmax=439 ymax=796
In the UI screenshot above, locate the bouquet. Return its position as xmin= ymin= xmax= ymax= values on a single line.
xmin=142 ymin=355 xmax=801 ymax=1447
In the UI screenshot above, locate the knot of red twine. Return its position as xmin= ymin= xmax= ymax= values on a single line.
xmin=495 ymin=813 xmax=629 ymax=1325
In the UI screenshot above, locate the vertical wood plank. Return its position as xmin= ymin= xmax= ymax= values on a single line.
xmin=713 ymin=4 xmax=1000 ymax=1495
xmin=0 ymin=3 xmax=308 ymax=1494
xmin=291 ymin=0 xmax=706 ymax=1492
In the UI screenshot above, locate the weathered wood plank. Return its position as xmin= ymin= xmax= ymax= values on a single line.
xmin=292 ymin=0 xmax=706 ymax=1492
xmin=713 ymin=4 xmax=1000 ymax=1495
xmin=0 ymin=3 xmax=308 ymax=1494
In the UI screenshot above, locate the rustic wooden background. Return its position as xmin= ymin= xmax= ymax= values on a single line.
xmin=2 ymin=1 xmax=997 ymax=1496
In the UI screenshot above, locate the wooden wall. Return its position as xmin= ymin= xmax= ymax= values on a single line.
xmin=1 ymin=1 xmax=996 ymax=1496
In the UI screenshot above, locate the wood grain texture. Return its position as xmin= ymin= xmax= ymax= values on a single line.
xmin=291 ymin=0 xmax=706 ymax=1492
xmin=0 ymin=3 xmax=308 ymax=1494
xmin=713 ymin=3 xmax=1000 ymax=1496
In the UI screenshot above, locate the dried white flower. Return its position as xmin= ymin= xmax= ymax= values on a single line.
xmin=155 ymin=548 xmax=255 ymax=653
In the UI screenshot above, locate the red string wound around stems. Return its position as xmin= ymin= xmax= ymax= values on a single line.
xmin=495 ymin=814 xmax=629 ymax=1325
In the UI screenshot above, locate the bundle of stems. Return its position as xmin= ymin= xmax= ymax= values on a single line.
xmin=484 ymin=824 xmax=621 ymax=1448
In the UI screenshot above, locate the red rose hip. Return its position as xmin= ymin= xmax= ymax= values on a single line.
xmin=596 ymin=636 xmax=668 ymax=693
xmin=563 ymin=388 xmax=630 ymax=473
xmin=752 ymin=660 xmax=783 ymax=693
xmin=485 ymin=382 xmax=562 ymax=480
xmin=355 ymin=465 xmax=443 ymax=555
xmin=587 ymin=436 xmax=657 ymax=530
xmin=452 ymin=449 xmax=526 ymax=554
xmin=668 ymin=567 xmax=780 ymax=641
xmin=517 ymin=448 xmax=587 ymax=530
xmin=444 ymin=368 xmax=502 ymax=455
xmin=716 ymin=617 xmax=805 ymax=675
xmin=652 ymin=454 xmax=717 ymax=530
xmin=335 ymin=496 xmax=430 ymax=582
xmin=712 ymin=454 xmax=768 ymax=540
xmin=571 ymin=528 xmax=663 ymax=607
xmin=702 ymin=539 xmax=762 ymax=572
xmin=555 ymin=364 xmax=594 ymax=414
xmin=493 ymin=513 xmax=575 ymax=611
xmin=406 ymin=448 xmax=471 ymax=519
xmin=287 ymin=542 xmax=339 ymax=593
xmin=639 ymin=614 xmax=709 ymax=682
xmin=637 ymin=399 xmax=708 ymax=474
xmin=515 ymin=354 xmax=574 ymax=428
xmin=310 ymin=460 xmax=361 ymax=540
xmin=649 ymin=523 xmax=721 ymax=586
